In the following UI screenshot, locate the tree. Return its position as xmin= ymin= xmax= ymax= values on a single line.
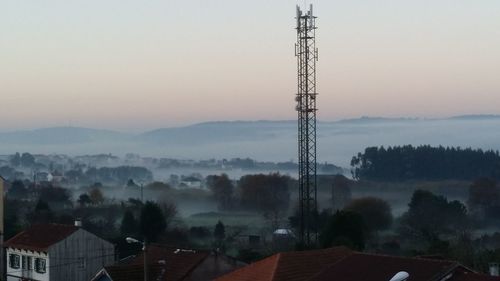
xmin=332 ymin=175 xmax=353 ymax=210
xmin=468 ymin=178 xmax=500 ymax=216
xmin=214 ymin=220 xmax=225 ymax=241
xmin=190 ymin=226 xmax=211 ymax=239
xmin=20 ymin=153 xmax=35 ymax=167
xmin=399 ymin=190 xmax=468 ymax=240
xmin=239 ymin=173 xmax=290 ymax=229
xmin=0 ymin=165 xmax=18 ymax=179
xmin=159 ymin=201 xmax=177 ymax=229
xmin=8 ymin=180 xmax=28 ymax=199
xmin=120 ymin=210 xmax=138 ymax=237
xmin=239 ymin=173 xmax=290 ymax=210
xmin=140 ymin=201 xmax=166 ymax=242
xmin=351 ymin=145 xmax=500 ymax=181
xmin=9 ymin=152 xmax=21 ymax=167
xmin=320 ymin=210 xmax=365 ymax=250
xmin=77 ymin=193 xmax=92 ymax=207
xmin=345 ymin=197 xmax=393 ymax=233
xmin=89 ymin=188 xmax=104 ymax=205
xmin=38 ymin=186 xmax=71 ymax=207
xmin=127 ymin=179 xmax=137 ymax=187
xmin=29 ymin=200 xmax=54 ymax=224
xmin=207 ymin=174 xmax=234 ymax=210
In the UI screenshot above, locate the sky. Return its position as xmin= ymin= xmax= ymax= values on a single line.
xmin=1 ymin=0 xmax=500 ymax=132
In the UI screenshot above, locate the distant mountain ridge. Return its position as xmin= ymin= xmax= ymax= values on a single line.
xmin=1 ymin=114 xmax=497 ymax=138
xmin=0 ymin=115 xmax=499 ymax=165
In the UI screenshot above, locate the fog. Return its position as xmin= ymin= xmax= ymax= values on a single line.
xmin=1 ymin=116 xmax=500 ymax=167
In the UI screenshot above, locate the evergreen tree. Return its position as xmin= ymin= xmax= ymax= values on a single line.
xmin=139 ymin=201 xmax=166 ymax=242
xmin=214 ymin=220 xmax=225 ymax=241
xmin=120 ymin=210 xmax=138 ymax=237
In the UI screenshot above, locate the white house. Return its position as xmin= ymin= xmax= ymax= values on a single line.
xmin=5 ymin=222 xmax=115 ymax=281
xmin=179 ymin=176 xmax=203 ymax=189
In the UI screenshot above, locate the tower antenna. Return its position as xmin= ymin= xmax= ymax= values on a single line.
xmin=295 ymin=4 xmax=318 ymax=248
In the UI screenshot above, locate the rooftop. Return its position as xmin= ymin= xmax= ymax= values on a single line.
xmin=216 ymin=246 xmax=352 ymax=281
xmin=101 ymin=244 xmax=210 ymax=281
xmin=216 ymin=247 xmax=500 ymax=281
xmin=4 ymin=223 xmax=79 ymax=252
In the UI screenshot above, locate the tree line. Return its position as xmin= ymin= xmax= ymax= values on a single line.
xmin=351 ymin=145 xmax=500 ymax=181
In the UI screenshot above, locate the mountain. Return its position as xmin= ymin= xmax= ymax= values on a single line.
xmin=140 ymin=120 xmax=297 ymax=144
xmin=449 ymin=114 xmax=500 ymax=120
xmin=1 ymin=116 xmax=500 ymax=166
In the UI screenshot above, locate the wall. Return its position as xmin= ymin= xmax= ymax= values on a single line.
xmin=6 ymin=248 xmax=49 ymax=281
xmin=48 ymin=228 xmax=115 ymax=281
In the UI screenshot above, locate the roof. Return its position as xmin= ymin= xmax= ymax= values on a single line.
xmin=451 ymin=267 xmax=500 ymax=281
xmin=216 ymin=247 xmax=500 ymax=281
xmin=4 ymin=224 xmax=79 ymax=251
xmin=273 ymin=229 xmax=294 ymax=235
xmin=309 ymin=252 xmax=458 ymax=281
xmin=100 ymin=264 xmax=166 ymax=281
xmin=215 ymin=247 xmax=352 ymax=281
xmin=103 ymin=244 xmax=210 ymax=281
xmin=181 ymin=176 xmax=201 ymax=182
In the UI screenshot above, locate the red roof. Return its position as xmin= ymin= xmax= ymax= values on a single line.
xmin=215 ymin=247 xmax=352 ymax=281
xmin=309 ymin=252 xmax=458 ymax=281
xmin=4 ymin=224 xmax=79 ymax=251
xmin=101 ymin=264 xmax=166 ymax=281
xmin=104 ymin=244 xmax=210 ymax=281
xmin=452 ymin=267 xmax=500 ymax=281
xmin=217 ymin=247 xmax=500 ymax=281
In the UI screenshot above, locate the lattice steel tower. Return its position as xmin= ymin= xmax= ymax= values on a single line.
xmin=295 ymin=4 xmax=318 ymax=247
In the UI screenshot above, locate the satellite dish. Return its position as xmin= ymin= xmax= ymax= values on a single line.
xmin=389 ymin=272 xmax=409 ymax=281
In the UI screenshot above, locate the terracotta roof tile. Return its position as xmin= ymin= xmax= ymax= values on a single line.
xmin=215 ymin=247 xmax=352 ymax=281
xmin=4 ymin=223 xmax=79 ymax=251
xmin=103 ymin=264 xmax=165 ymax=281
xmin=451 ymin=267 xmax=500 ymax=281
xmin=309 ymin=252 xmax=458 ymax=281
xmin=216 ymin=247 xmax=499 ymax=281
xmin=107 ymin=244 xmax=210 ymax=281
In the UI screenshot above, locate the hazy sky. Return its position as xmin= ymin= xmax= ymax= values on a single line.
xmin=1 ymin=1 xmax=499 ymax=131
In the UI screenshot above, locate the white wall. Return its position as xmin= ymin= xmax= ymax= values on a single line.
xmin=6 ymin=248 xmax=49 ymax=281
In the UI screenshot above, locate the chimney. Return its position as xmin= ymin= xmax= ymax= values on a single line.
xmin=489 ymin=263 xmax=499 ymax=277
xmin=74 ymin=219 xmax=82 ymax=227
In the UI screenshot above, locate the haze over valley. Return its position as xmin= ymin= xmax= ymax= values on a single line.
xmin=1 ymin=115 xmax=500 ymax=167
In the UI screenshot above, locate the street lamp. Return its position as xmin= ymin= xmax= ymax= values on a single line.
xmin=126 ymin=237 xmax=147 ymax=281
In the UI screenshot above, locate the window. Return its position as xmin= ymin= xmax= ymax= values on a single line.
xmin=34 ymin=258 xmax=46 ymax=274
xmin=22 ymin=255 xmax=26 ymax=269
xmin=9 ymin=254 xmax=20 ymax=269
xmin=27 ymin=256 xmax=32 ymax=270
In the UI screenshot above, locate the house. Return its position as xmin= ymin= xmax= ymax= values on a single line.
xmin=92 ymin=244 xmax=245 ymax=281
xmin=215 ymin=247 xmax=500 ymax=281
xmin=49 ymin=170 xmax=65 ymax=183
xmin=4 ymin=222 xmax=115 ymax=281
xmin=34 ymin=172 xmax=50 ymax=183
xmin=179 ymin=176 xmax=203 ymax=189
xmin=272 ymin=229 xmax=295 ymax=251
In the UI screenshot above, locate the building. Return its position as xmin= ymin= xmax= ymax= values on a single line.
xmin=4 ymin=223 xmax=115 ymax=281
xmin=215 ymin=247 xmax=500 ymax=281
xmin=92 ymin=244 xmax=245 ymax=281
xmin=179 ymin=176 xmax=203 ymax=189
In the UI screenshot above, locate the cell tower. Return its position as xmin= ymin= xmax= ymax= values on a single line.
xmin=295 ymin=4 xmax=318 ymax=247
